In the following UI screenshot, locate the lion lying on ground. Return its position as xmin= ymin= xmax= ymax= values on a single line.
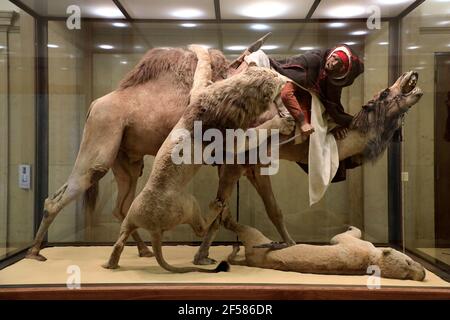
xmin=225 ymin=217 xmax=426 ymax=281
xmin=102 ymin=46 xmax=286 ymax=273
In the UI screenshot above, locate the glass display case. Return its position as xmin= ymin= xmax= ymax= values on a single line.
xmin=0 ymin=0 xmax=449 ymax=299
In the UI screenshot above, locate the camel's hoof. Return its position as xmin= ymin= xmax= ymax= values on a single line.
xmin=193 ymin=256 xmax=217 ymax=265
xmin=101 ymin=262 xmax=119 ymax=269
xmin=139 ymin=249 xmax=154 ymax=258
xmin=253 ymin=242 xmax=289 ymax=250
xmin=25 ymin=252 xmax=47 ymax=261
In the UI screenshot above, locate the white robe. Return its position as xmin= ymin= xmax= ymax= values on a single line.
xmin=245 ymin=50 xmax=339 ymax=205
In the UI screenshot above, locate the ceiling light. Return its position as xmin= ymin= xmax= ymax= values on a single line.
xmin=99 ymin=44 xmax=114 ymax=50
xmin=437 ymin=20 xmax=450 ymax=26
xmin=377 ymin=0 xmax=410 ymax=4
xmin=407 ymin=45 xmax=420 ymax=50
xmin=227 ymin=45 xmax=247 ymax=51
xmin=327 ymin=5 xmax=366 ymax=18
xmin=171 ymin=9 xmax=204 ymax=18
xmin=120 ymin=61 xmax=128 ymax=65
xmin=261 ymin=45 xmax=278 ymax=50
xmin=251 ymin=24 xmax=270 ymax=30
xmin=47 ymin=44 xmax=59 ymax=48
xmin=112 ymin=22 xmax=128 ymax=28
xmin=239 ymin=2 xmax=289 ymax=18
xmin=93 ymin=7 xmax=123 ymax=18
xmin=378 ymin=42 xmax=389 ymax=45
xmin=299 ymin=46 xmax=315 ymax=51
xmin=328 ymin=22 xmax=347 ymax=28
xmin=350 ymin=30 xmax=368 ymax=36
xmin=344 ymin=41 xmax=357 ymax=46
xmin=181 ymin=23 xmax=197 ymax=28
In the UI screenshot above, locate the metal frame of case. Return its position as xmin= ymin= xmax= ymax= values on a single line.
xmin=1 ymin=0 xmax=449 ymax=298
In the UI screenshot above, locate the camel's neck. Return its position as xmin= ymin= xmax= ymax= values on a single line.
xmin=335 ymin=129 xmax=370 ymax=161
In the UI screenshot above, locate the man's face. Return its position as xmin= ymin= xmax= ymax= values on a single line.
xmin=325 ymin=53 xmax=343 ymax=76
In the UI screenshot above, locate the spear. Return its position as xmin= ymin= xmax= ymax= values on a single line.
xmin=228 ymin=32 xmax=272 ymax=69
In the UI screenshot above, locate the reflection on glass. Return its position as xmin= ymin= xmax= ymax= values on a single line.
xmin=402 ymin=1 xmax=450 ymax=274
xmin=0 ymin=7 xmax=35 ymax=259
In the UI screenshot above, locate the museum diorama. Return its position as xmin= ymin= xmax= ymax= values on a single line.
xmin=0 ymin=0 xmax=450 ymax=299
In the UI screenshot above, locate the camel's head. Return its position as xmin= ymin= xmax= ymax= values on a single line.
xmin=377 ymin=248 xmax=426 ymax=281
xmin=366 ymin=71 xmax=423 ymax=117
xmin=351 ymin=71 xmax=423 ymax=161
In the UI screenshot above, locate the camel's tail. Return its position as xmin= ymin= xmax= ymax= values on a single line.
xmin=151 ymin=233 xmax=230 ymax=273
xmin=84 ymin=181 xmax=99 ymax=223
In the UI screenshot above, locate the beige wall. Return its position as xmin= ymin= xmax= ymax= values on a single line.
xmin=47 ymin=21 xmax=93 ymax=242
xmin=401 ymin=3 xmax=450 ymax=248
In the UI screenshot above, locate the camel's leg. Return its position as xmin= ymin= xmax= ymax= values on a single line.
xmin=26 ymin=169 xmax=107 ymax=261
xmin=26 ymin=99 xmax=124 ymax=261
xmin=246 ymin=167 xmax=296 ymax=246
xmin=194 ymin=165 xmax=245 ymax=265
xmin=111 ymin=153 xmax=153 ymax=257
xmin=102 ymin=222 xmax=136 ymax=269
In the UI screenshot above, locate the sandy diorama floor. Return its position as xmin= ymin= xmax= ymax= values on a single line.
xmin=0 ymin=246 xmax=449 ymax=287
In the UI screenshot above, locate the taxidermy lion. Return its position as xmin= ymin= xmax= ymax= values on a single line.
xmin=225 ymin=217 xmax=426 ymax=281
xmin=102 ymin=46 xmax=286 ymax=273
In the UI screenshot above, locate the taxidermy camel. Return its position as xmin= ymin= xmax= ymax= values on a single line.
xmin=25 ymin=43 xmax=422 ymax=264
xmin=102 ymin=46 xmax=287 ymax=273
xmin=224 ymin=217 xmax=426 ymax=281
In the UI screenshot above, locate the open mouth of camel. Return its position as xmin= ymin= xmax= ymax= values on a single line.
xmin=401 ymin=71 xmax=419 ymax=96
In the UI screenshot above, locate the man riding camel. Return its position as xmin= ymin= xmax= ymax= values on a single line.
xmin=231 ymin=44 xmax=364 ymax=184
xmin=233 ymin=44 xmax=364 ymax=139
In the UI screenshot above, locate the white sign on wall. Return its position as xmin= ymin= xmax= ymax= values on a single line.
xmin=18 ymin=164 xmax=31 ymax=190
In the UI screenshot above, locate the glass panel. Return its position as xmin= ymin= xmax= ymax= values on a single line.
xmin=402 ymin=0 xmax=450 ymax=274
xmin=46 ymin=20 xmax=390 ymax=245
xmin=0 ymin=6 xmax=36 ymax=259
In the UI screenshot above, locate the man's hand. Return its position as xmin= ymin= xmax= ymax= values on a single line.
xmin=332 ymin=126 xmax=349 ymax=140
xmin=299 ymin=122 xmax=315 ymax=136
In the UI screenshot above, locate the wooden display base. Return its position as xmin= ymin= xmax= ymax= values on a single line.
xmin=1 ymin=284 xmax=450 ymax=300
xmin=1 ymin=246 xmax=449 ymax=299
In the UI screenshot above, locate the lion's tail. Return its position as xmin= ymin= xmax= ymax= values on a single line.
xmin=151 ymin=233 xmax=229 ymax=273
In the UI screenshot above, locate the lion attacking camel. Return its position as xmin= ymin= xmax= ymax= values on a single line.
xmin=102 ymin=46 xmax=286 ymax=273
xmin=26 ymin=42 xmax=422 ymax=268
